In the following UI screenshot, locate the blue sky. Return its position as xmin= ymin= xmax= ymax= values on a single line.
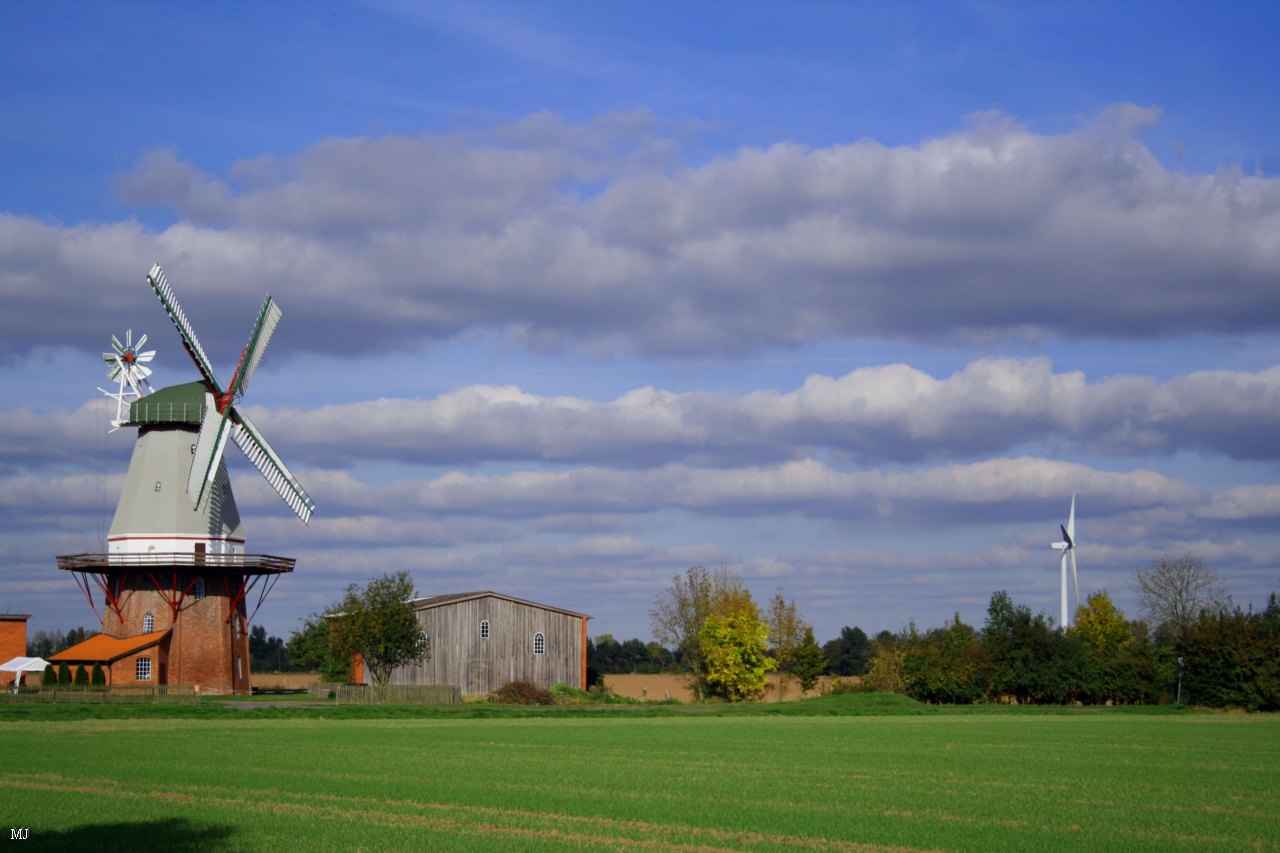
xmin=3 ymin=1 xmax=1279 ymax=646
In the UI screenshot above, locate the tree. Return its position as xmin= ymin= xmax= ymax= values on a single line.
xmin=698 ymin=592 xmax=774 ymax=701
xmin=1069 ymin=591 xmax=1132 ymax=653
xmin=249 ymin=624 xmax=288 ymax=672
xmin=57 ymin=662 xmax=71 ymax=686
xmin=651 ymin=565 xmax=747 ymax=681
xmin=765 ymin=591 xmax=806 ymax=697
xmin=73 ymin=665 xmax=89 ymax=686
xmin=902 ymin=614 xmax=984 ymax=704
xmin=328 ymin=571 xmax=429 ymax=687
xmin=822 ymin=626 xmax=872 ymax=676
xmin=90 ymin=663 xmax=106 ymax=686
xmin=791 ymin=627 xmax=827 ymax=694
xmin=1133 ymin=554 xmax=1230 ymax=638
xmin=287 ymin=613 xmax=352 ymax=682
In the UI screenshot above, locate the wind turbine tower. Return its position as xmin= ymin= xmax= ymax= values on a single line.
xmin=1050 ymin=494 xmax=1078 ymax=629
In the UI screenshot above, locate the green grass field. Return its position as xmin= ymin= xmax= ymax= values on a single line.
xmin=1 ymin=697 xmax=1277 ymax=851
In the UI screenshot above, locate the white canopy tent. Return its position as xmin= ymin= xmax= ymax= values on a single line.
xmin=0 ymin=656 xmax=49 ymax=690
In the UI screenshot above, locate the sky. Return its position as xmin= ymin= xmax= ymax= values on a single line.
xmin=3 ymin=1 xmax=1280 ymax=647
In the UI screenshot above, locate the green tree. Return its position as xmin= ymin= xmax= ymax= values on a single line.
xmin=1177 ymin=593 xmax=1280 ymax=710
xmin=903 ymin=614 xmax=984 ymax=704
xmin=90 ymin=663 xmax=106 ymax=686
xmin=651 ymin=565 xmax=748 ymax=689
xmin=791 ymin=627 xmax=827 ymax=694
xmin=42 ymin=663 xmax=55 ymax=687
xmin=73 ymin=664 xmax=89 ymax=686
xmin=822 ymin=626 xmax=872 ymax=676
xmin=57 ymin=662 xmax=71 ymax=686
xmin=699 ymin=592 xmax=775 ymax=702
xmin=287 ymin=613 xmax=353 ymax=682
xmin=328 ymin=571 xmax=429 ymax=687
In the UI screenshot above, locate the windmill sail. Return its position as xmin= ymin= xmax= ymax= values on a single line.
xmin=147 ymin=264 xmax=223 ymax=395
xmin=231 ymin=413 xmax=315 ymax=524
xmin=229 ymin=294 xmax=281 ymax=398
xmin=188 ymin=393 xmax=234 ymax=510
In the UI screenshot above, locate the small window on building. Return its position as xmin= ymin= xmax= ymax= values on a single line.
xmin=142 ymin=612 xmax=154 ymax=633
xmin=236 ymin=656 xmax=242 ymax=680
xmin=154 ymin=481 xmax=162 ymax=492
xmin=533 ymin=632 xmax=545 ymax=655
xmin=194 ymin=576 xmax=205 ymax=600
xmin=136 ymin=657 xmax=152 ymax=681
xmin=480 ymin=619 xmax=490 ymax=639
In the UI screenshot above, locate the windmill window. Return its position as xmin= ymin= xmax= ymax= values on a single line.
xmin=136 ymin=657 xmax=152 ymax=681
xmin=194 ymin=576 xmax=205 ymax=600
xmin=533 ymin=632 xmax=545 ymax=655
xmin=480 ymin=619 xmax=490 ymax=639
xmin=190 ymin=443 xmax=196 ymax=455
xmin=154 ymin=481 xmax=162 ymax=492
xmin=142 ymin=613 xmax=154 ymax=633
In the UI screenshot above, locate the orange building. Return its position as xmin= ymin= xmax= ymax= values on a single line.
xmin=0 ymin=614 xmax=31 ymax=687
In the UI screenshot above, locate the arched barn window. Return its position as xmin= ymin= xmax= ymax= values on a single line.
xmin=142 ymin=613 xmax=154 ymax=633
xmin=480 ymin=619 xmax=490 ymax=639
xmin=533 ymin=632 xmax=545 ymax=655
xmin=136 ymin=657 xmax=152 ymax=681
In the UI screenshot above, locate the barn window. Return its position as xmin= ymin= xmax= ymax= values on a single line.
xmin=193 ymin=576 xmax=205 ymax=600
xmin=142 ymin=612 xmax=154 ymax=633
xmin=533 ymin=632 xmax=545 ymax=655
xmin=136 ymin=657 xmax=152 ymax=681
xmin=480 ymin=619 xmax=490 ymax=639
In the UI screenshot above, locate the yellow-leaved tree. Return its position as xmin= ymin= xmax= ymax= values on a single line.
xmin=698 ymin=591 xmax=775 ymax=702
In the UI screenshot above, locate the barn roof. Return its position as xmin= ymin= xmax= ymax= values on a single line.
xmin=47 ymin=630 xmax=170 ymax=663
xmin=409 ymin=591 xmax=589 ymax=619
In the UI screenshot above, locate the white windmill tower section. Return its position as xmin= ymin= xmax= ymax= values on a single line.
xmin=108 ymin=427 xmax=245 ymax=557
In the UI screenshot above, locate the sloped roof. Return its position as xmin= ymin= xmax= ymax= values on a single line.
xmin=409 ymin=591 xmax=589 ymax=619
xmin=48 ymin=630 xmax=170 ymax=663
xmin=0 ymin=657 xmax=48 ymax=674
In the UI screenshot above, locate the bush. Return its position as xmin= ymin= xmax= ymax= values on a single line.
xmin=73 ymin=665 xmax=89 ymax=686
xmin=42 ymin=663 xmax=56 ymax=686
xmin=57 ymin=662 xmax=71 ymax=686
xmin=488 ymin=681 xmax=554 ymax=705
xmin=91 ymin=664 xmax=106 ymax=686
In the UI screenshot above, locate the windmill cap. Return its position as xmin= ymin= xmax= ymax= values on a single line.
xmin=125 ymin=381 xmax=207 ymax=427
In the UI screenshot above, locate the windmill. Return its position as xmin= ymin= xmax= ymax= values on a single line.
xmin=1050 ymin=494 xmax=1078 ymax=629
xmin=54 ymin=263 xmax=315 ymax=694
xmin=146 ymin=263 xmax=315 ymax=524
xmin=99 ymin=329 xmax=155 ymax=430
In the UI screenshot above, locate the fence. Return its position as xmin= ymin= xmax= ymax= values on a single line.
xmin=334 ymin=684 xmax=461 ymax=705
xmin=0 ymin=685 xmax=199 ymax=704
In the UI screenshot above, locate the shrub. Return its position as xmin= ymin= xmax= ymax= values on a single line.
xmin=488 ymin=681 xmax=554 ymax=705
xmin=57 ymin=662 xmax=71 ymax=686
xmin=42 ymin=663 xmax=56 ymax=687
xmin=73 ymin=665 xmax=89 ymax=686
xmin=90 ymin=664 xmax=106 ymax=686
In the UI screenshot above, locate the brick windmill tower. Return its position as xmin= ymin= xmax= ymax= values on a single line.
xmin=54 ymin=265 xmax=315 ymax=693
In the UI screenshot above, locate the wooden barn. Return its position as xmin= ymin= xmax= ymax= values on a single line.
xmin=384 ymin=592 xmax=589 ymax=696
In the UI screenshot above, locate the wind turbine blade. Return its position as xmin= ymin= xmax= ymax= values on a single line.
xmin=227 ymin=294 xmax=281 ymax=398
xmin=147 ymin=264 xmax=224 ymax=395
xmin=1066 ymin=493 xmax=1076 ymax=540
xmin=187 ymin=393 xmax=233 ymax=511
xmin=230 ymin=409 xmax=315 ymax=524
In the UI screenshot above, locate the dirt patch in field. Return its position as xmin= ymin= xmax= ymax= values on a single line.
xmin=602 ymin=673 xmax=846 ymax=702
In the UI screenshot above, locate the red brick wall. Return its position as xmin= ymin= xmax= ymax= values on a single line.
xmin=0 ymin=617 xmax=29 ymax=686
xmin=100 ymin=572 xmax=252 ymax=694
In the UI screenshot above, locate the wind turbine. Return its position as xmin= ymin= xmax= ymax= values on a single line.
xmin=1050 ymin=494 xmax=1078 ymax=629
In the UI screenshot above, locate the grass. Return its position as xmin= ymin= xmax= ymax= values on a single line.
xmin=1 ymin=696 xmax=1277 ymax=850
